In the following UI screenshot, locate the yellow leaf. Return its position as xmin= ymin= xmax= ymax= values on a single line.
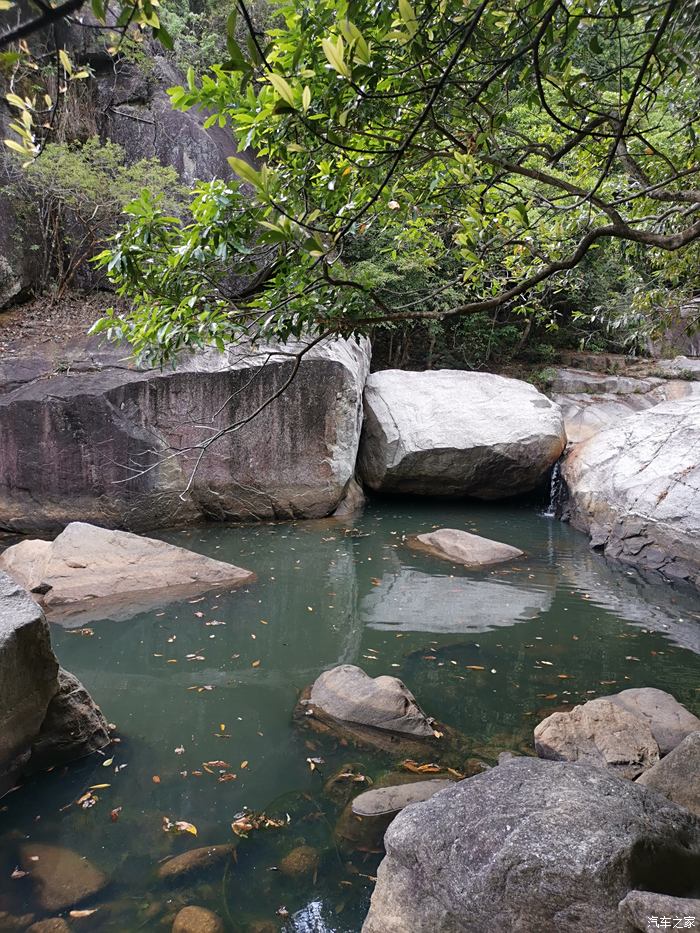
xmin=0 ymin=1 xmax=15 ymax=9
xmin=58 ymin=49 xmax=72 ymax=74
xmin=302 ymin=85 xmax=311 ymax=112
xmin=268 ymin=73 xmax=296 ymax=108
xmin=322 ymin=36 xmax=350 ymax=78
xmin=5 ymin=93 xmax=26 ymax=109
xmin=89 ymin=783 xmax=111 ymax=789
xmin=174 ymin=820 xmax=198 ymax=835
xmin=69 ymin=909 xmax=99 ymax=918
xmin=252 ymin=659 xmax=261 ymax=668
xmin=4 ymin=139 xmax=30 ymax=155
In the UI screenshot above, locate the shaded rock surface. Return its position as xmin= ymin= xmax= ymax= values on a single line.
xmin=0 ymin=571 xmax=58 ymax=794
xmin=278 ymin=845 xmax=319 ymax=877
xmin=609 ymin=687 xmax=700 ymax=756
xmin=26 ymin=921 xmax=71 ymax=933
xmin=358 ymin=370 xmax=565 ymax=498
xmin=363 ymin=757 xmax=700 ymax=933
xmin=0 ymin=336 xmax=370 ymax=534
xmin=171 ymin=906 xmax=225 ymax=933
xmin=309 ymin=664 xmax=435 ymax=737
xmin=158 ymin=844 xmax=236 ymax=881
xmin=637 ymin=732 xmax=700 ymax=817
xmin=406 ymin=528 xmax=523 ymax=568
xmin=618 ymin=891 xmax=700 ymax=931
xmin=561 ymin=397 xmax=700 ymax=588
xmin=19 ymin=843 xmax=108 ymax=912
xmin=0 ymin=521 xmax=255 ymax=623
xmin=534 ymin=697 xmax=659 ymax=779
xmin=27 ymin=668 xmax=110 ymax=771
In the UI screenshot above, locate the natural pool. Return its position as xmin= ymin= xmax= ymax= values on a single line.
xmin=2 ymin=499 xmax=700 ymax=931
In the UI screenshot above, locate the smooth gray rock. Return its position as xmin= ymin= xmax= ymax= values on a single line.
xmin=27 ymin=669 xmax=110 ymax=771
xmin=407 ymin=528 xmax=523 ymax=568
xmin=352 ymin=779 xmax=453 ymax=817
xmin=310 ymin=664 xmax=436 ymax=737
xmin=609 ymin=688 xmax=700 ymax=756
xmin=618 ymin=891 xmax=700 ymax=931
xmin=534 ymin=697 xmax=659 ymax=779
xmin=0 ymin=572 xmax=58 ymax=794
xmin=0 ymin=522 xmax=255 ymax=623
xmin=358 ymin=370 xmax=566 ymax=498
xmin=0 ymin=337 xmax=370 ymax=533
xmin=637 ymin=732 xmax=700 ymax=816
xmin=362 ymin=758 xmax=700 ymax=933
xmin=562 ymin=397 xmax=700 ymax=588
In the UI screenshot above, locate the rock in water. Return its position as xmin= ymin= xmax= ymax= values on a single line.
xmin=406 ymin=528 xmax=523 ymax=568
xmin=27 ymin=668 xmax=110 ymax=771
xmin=0 ymin=336 xmax=370 ymax=534
xmin=19 ymin=844 xmax=108 ymax=912
xmin=358 ymin=370 xmax=565 ymax=498
xmin=637 ymin=732 xmax=700 ymax=816
xmin=0 ymin=522 xmax=255 ymax=623
xmin=172 ymin=906 xmax=225 ymax=933
xmin=562 ymin=397 xmax=700 ymax=588
xmin=362 ymin=758 xmax=700 ymax=933
xmin=158 ymin=844 xmax=237 ymax=882
xmin=309 ymin=665 xmax=435 ymax=737
xmin=0 ymin=572 xmax=58 ymax=793
xmin=534 ymin=697 xmax=659 ymax=779
xmin=278 ymin=846 xmax=319 ymax=877
xmin=608 ymin=687 xmax=700 ymax=755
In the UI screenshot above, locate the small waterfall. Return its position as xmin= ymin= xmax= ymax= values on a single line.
xmin=542 ymin=460 xmax=562 ymax=518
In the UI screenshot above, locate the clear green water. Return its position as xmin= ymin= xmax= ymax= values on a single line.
xmin=1 ymin=500 xmax=699 ymax=931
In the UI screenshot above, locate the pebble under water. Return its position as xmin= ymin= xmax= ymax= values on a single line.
xmin=1 ymin=499 xmax=699 ymax=931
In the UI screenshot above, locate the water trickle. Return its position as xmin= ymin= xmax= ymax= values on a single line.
xmin=542 ymin=459 xmax=563 ymax=518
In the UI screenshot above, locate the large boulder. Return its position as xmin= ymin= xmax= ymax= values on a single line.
xmin=309 ymin=664 xmax=436 ymax=737
xmin=362 ymin=758 xmax=700 ymax=933
xmin=637 ymin=732 xmax=700 ymax=817
xmin=618 ymin=891 xmax=700 ymax=930
xmin=19 ymin=843 xmax=108 ymax=912
xmin=562 ymin=397 xmax=700 ymax=588
xmin=406 ymin=528 xmax=523 ymax=569
xmin=0 ymin=521 xmax=255 ymax=622
xmin=0 ymin=336 xmax=370 ymax=533
xmin=357 ymin=370 xmax=565 ymax=498
xmin=609 ymin=687 xmax=700 ymax=756
xmin=534 ymin=697 xmax=659 ymax=779
xmin=0 ymin=571 xmax=58 ymax=793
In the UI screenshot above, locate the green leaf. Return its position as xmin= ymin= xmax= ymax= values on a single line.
xmin=227 ymin=156 xmax=262 ymax=188
xmin=268 ymin=73 xmax=296 ymax=108
xmin=302 ymin=85 xmax=311 ymax=112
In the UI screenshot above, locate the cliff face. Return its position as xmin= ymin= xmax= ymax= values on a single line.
xmin=0 ymin=9 xmax=239 ymax=307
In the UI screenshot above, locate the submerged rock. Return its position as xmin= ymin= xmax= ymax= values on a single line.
xmin=562 ymin=397 xmax=700 ymax=588
xmin=637 ymin=732 xmax=700 ymax=817
xmin=0 ymin=522 xmax=255 ymax=623
xmin=157 ymin=844 xmax=237 ymax=882
xmin=309 ymin=665 xmax=435 ymax=737
xmin=406 ymin=528 xmax=523 ymax=569
xmin=0 ymin=336 xmax=370 ymax=534
xmin=336 ymin=779 xmax=452 ymax=851
xmin=358 ymin=369 xmax=565 ymax=498
xmin=609 ymin=687 xmax=700 ymax=755
xmin=362 ymin=758 xmax=700 ymax=933
xmin=278 ymin=845 xmax=319 ymax=877
xmin=0 ymin=572 xmax=58 ymax=794
xmin=534 ymin=697 xmax=659 ymax=779
xmin=26 ymin=921 xmax=70 ymax=933
xmin=19 ymin=843 xmax=108 ymax=912
xmin=172 ymin=906 xmax=225 ymax=933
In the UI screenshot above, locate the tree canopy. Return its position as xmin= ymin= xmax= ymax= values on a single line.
xmin=5 ymin=0 xmax=700 ymax=363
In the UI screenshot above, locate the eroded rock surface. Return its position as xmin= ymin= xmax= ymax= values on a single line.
xmin=534 ymin=697 xmax=659 ymax=779
xmin=609 ymin=687 xmax=700 ymax=755
xmin=618 ymin=891 xmax=700 ymax=931
xmin=406 ymin=528 xmax=523 ymax=568
xmin=0 ymin=337 xmax=370 ymax=533
xmin=309 ymin=664 xmax=435 ymax=737
xmin=562 ymin=397 xmax=700 ymax=588
xmin=358 ymin=369 xmax=565 ymax=498
xmin=362 ymin=758 xmax=700 ymax=933
xmin=0 ymin=521 xmax=255 ymax=622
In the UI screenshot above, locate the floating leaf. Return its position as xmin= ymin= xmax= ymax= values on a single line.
xmin=110 ymin=807 xmax=122 ymax=822
xmin=69 ymin=909 xmax=99 ymax=918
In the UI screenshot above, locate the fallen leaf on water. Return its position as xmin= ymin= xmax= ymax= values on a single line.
xmin=102 ymin=758 xmax=114 ymax=767
xmin=174 ymin=746 xmax=185 ymax=755
xmin=76 ymin=791 xmax=98 ymax=809
xmin=110 ymin=807 xmax=122 ymax=822
xmin=218 ymin=772 xmax=237 ymax=782
xmin=402 ymin=760 xmax=442 ymax=774
xmin=432 ymin=730 xmax=444 ymax=739
xmin=538 ymin=660 xmax=554 ymax=666
xmin=163 ymin=816 xmax=197 ymax=836
xmin=306 ymin=756 xmax=324 ymax=771
xmin=447 ymin=768 xmax=465 ymax=779
xmin=152 ymin=775 xmax=161 ymax=784
xmin=370 ymin=578 xmax=381 ymax=586
xmin=10 ymin=868 xmax=27 ymax=879
xmin=251 ymin=660 xmax=261 ymax=668
xmin=194 ymin=611 xmax=204 ymax=618
xmin=465 ymin=665 xmax=485 ymax=671
xmin=204 ymin=760 xmax=231 ymax=769
xmin=240 ymin=760 xmax=249 ymax=769
xmin=557 ymin=674 xmax=572 ymax=680
xmin=600 ymin=680 xmax=617 ymax=685
xmin=69 ymin=909 xmax=99 ymax=918
xmin=89 ymin=784 xmax=111 ymax=790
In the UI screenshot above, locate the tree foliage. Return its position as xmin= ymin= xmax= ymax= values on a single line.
xmin=17 ymin=0 xmax=700 ymax=362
